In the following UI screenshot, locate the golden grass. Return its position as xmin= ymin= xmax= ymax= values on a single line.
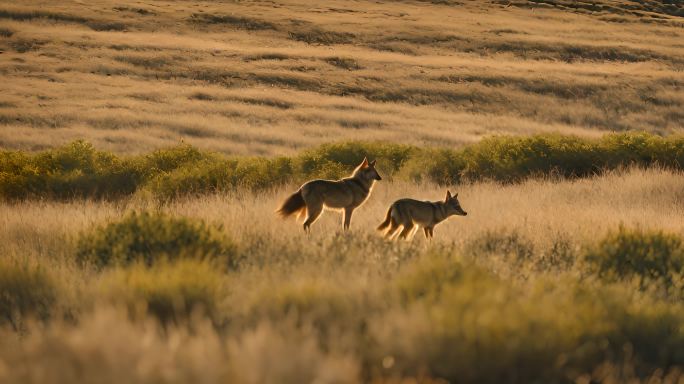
xmin=1 ymin=168 xmax=684 ymax=382
xmin=3 ymin=167 xmax=681 ymax=258
xmin=0 ymin=0 xmax=682 ymax=154
xmin=2 ymin=1 xmax=684 ymax=381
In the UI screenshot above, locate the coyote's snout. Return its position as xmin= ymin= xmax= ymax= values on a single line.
xmin=277 ymin=157 xmax=382 ymax=232
xmin=378 ymin=190 xmax=467 ymax=240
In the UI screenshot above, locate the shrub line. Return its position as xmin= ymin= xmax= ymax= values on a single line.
xmin=1 ymin=132 xmax=683 ymax=200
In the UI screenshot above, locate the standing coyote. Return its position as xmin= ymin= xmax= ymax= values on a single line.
xmin=377 ymin=190 xmax=467 ymax=240
xmin=277 ymin=157 xmax=382 ymax=232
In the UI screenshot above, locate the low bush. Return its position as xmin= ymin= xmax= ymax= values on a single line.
xmin=144 ymin=158 xmax=239 ymax=201
xmin=466 ymin=228 xmax=535 ymax=265
xmin=298 ymin=141 xmax=415 ymax=176
xmin=459 ymin=134 xmax=598 ymax=182
xmin=136 ymin=143 xmax=210 ymax=177
xmin=397 ymin=147 xmax=466 ymax=184
xmin=75 ymin=211 xmax=237 ymax=268
xmin=0 ymin=259 xmax=58 ymax=329
xmin=145 ymin=156 xmax=295 ymax=201
xmin=2 ymin=133 xmax=684 ymax=200
xmin=375 ymin=255 xmax=684 ymax=382
xmin=394 ymin=254 xmax=473 ymax=304
xmin=99 ymin=260 xmax=224 ymax=324
xmin=584 ymin=226 xmax=684 ymax=290
xmin=245 ymin=280 xmax=361 ymax=335
xmin=0 ymin=140 xmax=141 ymax=199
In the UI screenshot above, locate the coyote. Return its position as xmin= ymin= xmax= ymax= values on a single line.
xmin=277 ymin=157 xmax=382 ymax=232
xmin=377 ymin=190 xmax=467 ymax=240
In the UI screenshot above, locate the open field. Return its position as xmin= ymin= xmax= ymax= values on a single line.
xmin=3 ymin=168 xmax=684 ymax=383
xmin=2 ymin=0 xmax=684 ymax=383
xmin=0 ymin=0 xmax=682 ymax=154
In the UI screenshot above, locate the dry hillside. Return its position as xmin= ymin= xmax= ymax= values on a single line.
xmin=0 ymin=0 xmax=681 ymax=154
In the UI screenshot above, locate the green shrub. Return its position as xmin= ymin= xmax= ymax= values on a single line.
xmin=144 ymin=158 xmax=238 ymax=200
xmin=459 ymin=134 xmax=598 ymax=181
xmin=0 ymin=141 xmax=142 ymax=199
xmin=247 ymin=280 xmax=358 ymax=330
xmin=377 ymin=265 xmax=684 ymax=383
xmin=394 ymin=254 xmax=472 ymax=304
xmin=597 ymin=132 xmax=684 ymax=169
xmin=146 ymin=156 xmax=296 ymax=200
xmin=0 ymin=259 xmax=58 ymax=328
xmin=136 ymin=143 xmax=209 ymax=177
xmin=398 ymin=147 xmax=466 ymax=184
xmin=0 ymin=142 xmax=211 ymax=201
xmin=3 ymin=133 xmax=684 ymax=201
xmin=298 ymin=141 xmax=415 ymax=179
xmin=0 ymin=151 xmax=34 ymax=199
xmin=466 ymin=229 xmax=535 ymax=265
xmin=584 ymin=227 xmax=684 ymax=289
xmin=235 ymin=156 xmax=295 ymax=189
xmin=99 ymin=260 xmax=224 ymax=323
xmin=75 ymin=211 xmax=237 ymax=268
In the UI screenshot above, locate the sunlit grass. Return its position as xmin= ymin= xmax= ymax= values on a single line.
xmin=1 ymin=167 xmax=684 ymax=382
xmin=1 ymin=0 xmax=683 ymax=382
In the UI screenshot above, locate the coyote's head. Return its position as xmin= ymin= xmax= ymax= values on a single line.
xmin=353 ymin=157 xmax=382 ymax=182
xmin=444 ymin=190 xmax=467 ymax=216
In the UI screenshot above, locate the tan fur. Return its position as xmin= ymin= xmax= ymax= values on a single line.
xmin=277 ymin=157 xmax=382 ymax=232
xmin=379 ymin=190 xmax=467 ymax=240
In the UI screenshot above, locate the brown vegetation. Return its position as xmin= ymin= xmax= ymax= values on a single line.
xmin=1 ymin=1 xmax=684 ymax=382
xmin=0 ymin=0 xmax=681 ymax=155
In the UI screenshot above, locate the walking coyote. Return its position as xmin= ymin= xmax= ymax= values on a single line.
xmin=277 ymin=157 xmax=382 ymax=232
xmin=378 ymin=190 xmax=467 ymax=240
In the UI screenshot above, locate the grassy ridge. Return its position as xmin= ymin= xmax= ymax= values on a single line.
xmin=1 ymin=132 xmax=683 ymax=200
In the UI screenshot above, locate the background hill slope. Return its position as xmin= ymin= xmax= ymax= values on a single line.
xmin=0 ymin=0 xmax=681 ymax=154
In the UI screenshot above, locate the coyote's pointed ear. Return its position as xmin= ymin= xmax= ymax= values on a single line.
xmin=454 ymin=192 xmax=458 ymax=198
xmin=445 ymin=190 xmax=452 ymax=201
xmin=361 ymin=157 xmax=369 ymax=167
xmin=369 ymin=159 xmax=377 ymax=167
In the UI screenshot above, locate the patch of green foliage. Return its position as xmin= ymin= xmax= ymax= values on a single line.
xmin=466 ymin=228 xmax=535 ymax=265
xmin=0 ymin=259 xmax=58 ymax=329
xmin=0 ymin=141 xmax=142 ymax=199
xmin=379 ymin=254 xmax=684 ymax=383
xmin=1 ymin=133 xmax=683 ymax=200
xmin=8 ymin=223 xmax=684 ymax=381
xmin=246 ymin=280 xmax=362 ymax=336
xmin=585 ymin=226 xmax=684 ymax=291
xmin=75 ymin=211 xmax=237 ymax=269
xmin=146 ymin=156 xmax=295 ymax=201
xmin=99 ymin=260 xmax=224 ymax=324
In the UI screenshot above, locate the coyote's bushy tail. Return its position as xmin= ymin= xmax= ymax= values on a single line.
xmin=277 ymin=190 xmax=306 ymax=218
xmin=377 ymin=207 xmax=392 ymax=231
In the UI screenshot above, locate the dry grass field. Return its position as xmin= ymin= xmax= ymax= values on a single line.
xmin=4 ymin=168 xmax=684 ymax=383
xmin=0 ymin=0 xmax=682 ymax=154
xmin=2 ymin=1 xmax=684 ymax=383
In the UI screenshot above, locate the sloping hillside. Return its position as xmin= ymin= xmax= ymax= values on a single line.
xmin=0 ymin=0 xmax=681 ymax=154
